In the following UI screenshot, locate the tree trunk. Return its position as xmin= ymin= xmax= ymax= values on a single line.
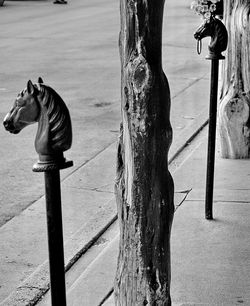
xmin=218 ymin=0 xmax=250 ymax=158
xmin=114 ymin=0 xmax=174 ymax=305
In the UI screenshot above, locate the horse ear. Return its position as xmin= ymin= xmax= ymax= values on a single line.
xmin=27 ymin=80 xmax=35 ymax=94
xmin=38 ymin=77 xmax=44 ymax=84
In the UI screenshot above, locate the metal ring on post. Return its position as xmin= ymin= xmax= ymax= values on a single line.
xmin=197 ymin=39 xmax=202 ymax=55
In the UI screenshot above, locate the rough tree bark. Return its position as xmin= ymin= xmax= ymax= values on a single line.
xmin=114 ymin=0 xmax=174 ymax=305
xmin=218 ymin=0 xmax=250 ymax=158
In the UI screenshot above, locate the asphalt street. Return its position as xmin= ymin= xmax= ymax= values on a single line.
xmin=0 ymin=0 xmax=209 ymax=227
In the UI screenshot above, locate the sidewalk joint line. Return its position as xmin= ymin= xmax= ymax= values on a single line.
xmin=185 ymin=199 xmax=250 ymax=204
xmin=62 ymin=140 xmax=116 ymax=182
xmin=171 ymin=72 xmax=209 ymax=100
xmin=169 ymin=119 xmax=208 ymax=164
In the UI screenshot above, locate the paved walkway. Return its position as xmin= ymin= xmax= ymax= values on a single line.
xmin=51 ymin=127 xmax=250 ymax=306
xmin=170 ymin=129 xmax=250 ymax=305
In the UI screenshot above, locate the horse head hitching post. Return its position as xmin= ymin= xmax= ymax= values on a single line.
xmin=192 ymin=0 xmax=228 ymax=219
xmin=3 ymin=77 xmax=73 ymax=305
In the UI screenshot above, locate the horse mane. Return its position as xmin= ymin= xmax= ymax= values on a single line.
xmin=39 ymin=84 xmax=72 ymax=152
xmin=212 ymin=18 xmax=228 ymax=51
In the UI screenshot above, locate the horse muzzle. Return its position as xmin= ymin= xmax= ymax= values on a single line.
xmin=3 ymin=118 xmax=21 ymax=134
xmin=194 ymin=32 xmax=201 ymax=40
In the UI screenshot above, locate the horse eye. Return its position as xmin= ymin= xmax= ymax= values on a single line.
xmin=17 ymin=92 xmax=24 ymax=99
xmin=16 ymin=99 xmax=24 ymax=107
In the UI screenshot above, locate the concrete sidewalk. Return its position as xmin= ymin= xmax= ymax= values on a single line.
xmin=54 ymin=127 xmax=250 ymax=306
xmin=171 ymin=128 xmax=250 ymax=305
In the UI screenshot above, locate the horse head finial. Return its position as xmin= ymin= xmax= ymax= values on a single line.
xmin=3 ymin=78 xmax=73 ymax=171
xmin=194 ymin=17 xmax=228 ymax=60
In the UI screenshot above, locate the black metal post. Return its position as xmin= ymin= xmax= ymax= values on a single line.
xmin=33 ymin=156 xmax=73 ymax=306
xmin=194 ymin=16 xmax=228 ymax=220
xmin=205 ymin=59 xmax=219 ymax=220
xmin=3 ymin=78 xmax=73 ymax=305
xmin=44 ymin=170 xmax=67 ymax=306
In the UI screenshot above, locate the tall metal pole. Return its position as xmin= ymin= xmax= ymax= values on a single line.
xmin=194 ymin=16 xmax=228 ymax=220
xmin=205 ymin=59 xmax=219 ymax=220
xmin=33 ymin=158 xmax=73 ymax=306
xmin=44 ymin=170 xmax=66 ymax=306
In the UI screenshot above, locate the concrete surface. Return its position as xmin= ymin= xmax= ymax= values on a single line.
xmin=62 ymin=127 xmax=250 ymax=306
xmin=171 ymin=129 xmax=250 ymax=306
xmin=0 ymin=0 xmax=217 ymax=304
xmin=67 ymin=235 xmax=119 ymax=306
xmin=0 ymin=144 xmax=117 ymax=305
